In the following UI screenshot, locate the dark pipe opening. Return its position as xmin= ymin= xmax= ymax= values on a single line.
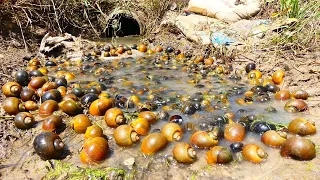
xmin=105 ymin=13 xmax=140 ymax=37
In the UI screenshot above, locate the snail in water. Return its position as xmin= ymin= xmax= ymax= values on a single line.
xmin=261 ymin=130 xmax=287 ymax=147
xmin=272 ymin=70 xmax=285 ymax=84
xmin=138 ymin=111 xmax=158 ymax=124
xmin=89 ymin=98 xmax=114 ymax=116
xmin=275 ymin=90 xmax=291 ymax=101
xmin=190 ymin=129 xmax=219 ymax=148
xmin=161 ymin=122 xmax=183 ymax=142
xmin=284 ymin=99 xmax=308 ymax=112
xmin=224 ymin=122 xmax=246 ymax=142
xmin=173 ymin=142 xmax=196 ymax=164
xmin=80 ymin=137 xmax=109 ymax=164
xmin=288 ymin=118 xmax=316 ymax=136
xmin=84 ymin=125 xmax=103 ymax=140
xmin=2 ymin=82 xmax=22 ymax=97
xmin=33 ymin=132 xmax=65 ymax=160
xmin=281 ymin=136 xmax=316 ymax=160
xmin=39 ymin=100 xmax=59 ymax=117
xmin=42 ymin=115 xmax=63 ymax=132
xmin=242 ymin=144 xmax=268 ymax=164
xmin=141 ymin=133 xmax=168 ymax=155
xmin=292 ymin=90 xmax=308 ymax=100
xmin=3 ymin=97 xmax=26 ymax=115
xmin=130 ymin=118 xmax=150 ymax=136
xmin=71 ymin=114 xmax=92 ymax=134
xmin=206 ymin=146 xmax=233 ymax=165
xmin=14 ymin=112 xmax=35 ymax=130
xmin=104 ymin=108 xmax=125 ymax=128
xmin=113 ymin=125 xmax=140 ymax=147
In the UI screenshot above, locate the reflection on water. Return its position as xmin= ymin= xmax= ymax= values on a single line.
xmin=95 ymin=36 xmax=141 ymax=46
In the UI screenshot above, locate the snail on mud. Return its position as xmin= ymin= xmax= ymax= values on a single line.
xmin=81 ymin=93 xmax=99 ymax=106
xmin=84 ymin=125 xmax=103 ymax=140
xmin=29 ymin=70 xmax=44 ymax=77
xmin=24 ymin=100 xmax=38 ymax=111
xmin=173 ymin=142 xmax=196 ymax=164
xmin=20 ymin=88 xmax=37 ymax=102
xmin=14 ymin=112 xmax=35 ymax=130
xmin=155 ymin=46 xmax=163 ymax=52
xmin=245 ymin=63 xmax=256 ymax=73
xmin=224 ymin=122 xmax=246 ymax=142
xmin=141 ymin=133 xmax=168 ymax=155
xmin=28 ymin=77 xmax=47 ymax=91
xmin=248 ymin=70 xmax=262 ymax=79
xmin=138 ymin=111 xmax=158 ymax=124
xmin=71 ymin=114 xmax=92 ymax=133
xmin=57 ymin=86 xmax=67 ymax=96
xmin=2 ymin=82 xmax=22 ymax=97
xmin=63 ymin=94 xmax=78 ymax=102
xmin=39 ymin=100 xmax=59 ymax=117
xmin=190 ymin=129 xmax=219 ymax=148
xmin=41 ymin=89 xmax=62 ymax=102
xmin=42 ymin=82 xmax=58 ymax=92
xmin=272 ymin=70 xmax=285 ymax=84
xmin=33 ymin=132 xmax=65 ymax=160
xmin=242 ymin=144 xmax=268 ymax=164
xmin=261 ymin=130 xmax=287 ymax=147
xmin=89 ymin=98 xmax=114 ymax=116
xmin=59 ymin=99 xmax=83 ymax=115
xmin=130 ymin=118 xmax=150 ymax=135
xmin=104 ymin=108 xmax=125 ymax=128
xmin=230 ymin=142 xmax=244 ymax=153
xmin=138 ymin=44 xmax=147 ymax=52
xmin=113 ymin=125 xmax=140 ymax=146
xmin=80 ymin=137 xmax=109 ymax=164
xmin=71 ymin=88 xmax=85 ymax=97
xmin=275 ymin=90 xmax=291 ymax=101
xmin=161 ymin=122 xmax=184 ymax=141
xmin=168 ymin=115 xmax=183 ymax=124
xmin=281 ymin=136 xmax=316 ymax=160
xmin=3 ymin=97 xmax=26 ymax=115
xmin=265 ymin=84 xmax=280 ymax=93
xmin=15 ymin=70 xmax=29 ymax=86
xmin=288 ymin=118 xmax=316 ymax=136
xmin=42 ymin=115 xmax=63 ymax=132
xmin=284 ymin=99 xmax=308 ymax=112
xmin=292 ymin=90 xmax=308 ymax=100
xmin=206 ymin=146 xmax=233 ymax=165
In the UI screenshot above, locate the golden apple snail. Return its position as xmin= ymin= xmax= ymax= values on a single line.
xmin=206 ymin=146 xmax=233 ymax=165
xmin=80 ymin=137 xmax=109 ymax=164
xmin=141 ymin=133 xmax=168 ymax=155
xmin=224 ymin=122 xmax=246 ymax=142
xmin=161 ymin=122 xmax=183 ymax=141
xmin=130 ymin=118 xmax=150 ymax=136
xmin=284 ymin=99 xmax=308 ymax=112
xmin=280 ymin=136 xmax=316 ymax=160
xmin=42 ymin=115 xmax=63 ymax=132
xmin=288 ymin=118 xmax=316 ymax=136
xmin=272 ymin=70 xmax=285 ymax=84
xmin=173 ymin=142 xmax=196 ymax=164
xmin=113 ymin=125 xmax=140 ymax=147
xmin=39 ymin=100 xmax=59 ymax=117
xmin=104 ymin=107 xmax=125 ymax=128
xmin=261 ymin=130 xmax=287 ymax=147
xmin=14 ymin=112 xmax=35 ymax=130
xmin=84 ymin=125 xmax=103 ymax=140
xmin=242 ymin=144 xmax=267 ymax=164
xmin=3 ymin=97 xmax=26 ymax=115
xmin=33 ymin=132 xmax=65 ymax=160
xmin=2 ymin=82 xmax=22 ymax=97
xmin=89 ymin=98 xmax=114 ymax=116
xmin=190 ymin=130 xmax=219 ymax=148
xmin=71 ymin=114 xmax=92 ymax=134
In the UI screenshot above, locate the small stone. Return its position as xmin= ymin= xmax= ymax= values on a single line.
xmin=124 ymin=157 xmax=135 ymax=169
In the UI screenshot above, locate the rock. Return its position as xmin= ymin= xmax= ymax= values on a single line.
xmin=124 ymin=157 xmax=135 ymax=169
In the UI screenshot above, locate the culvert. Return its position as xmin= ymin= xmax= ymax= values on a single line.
xmin=105 ymin=10 xmax=143 ymax=37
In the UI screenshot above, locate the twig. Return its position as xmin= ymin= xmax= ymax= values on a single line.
xmin=14 ymin=15 xmax=28 ymax=52
xmin=0 ymin=73 xmax=13 ymax=78
xmin=51 ymin=0 xmax=62 ymax=33
xmin=83 ymin=8 xmax=99 ymax=37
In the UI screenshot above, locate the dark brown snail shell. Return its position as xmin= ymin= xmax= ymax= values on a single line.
xmin=42 ymin=115 xmax=63 ymax=132
xmin=281 ymin=136 xmax=316 ymax=160
xmin=89 ymin=98 xmax=114 ymax=116
xmin=33 ymin=132 xmax=65 ymax=160
xmin=3 ymin=97 xmax=26 ymax=115
xmin=59 ymin=99 xmax=83 ymax=116
xmin=245 ymin=63 xmax=256 ymax=73
xmin=261 ymin=130 xmax=287 ymax=147
xmin=190 ymin=130 xmax=219 ymax=148
xmin=24 ymin=100 xmax=38 ymax=111
xmin=130 ymin=118 xmax=150 ymax=136
xmin=14 ymin=112 xmax=35 ymax=130
xmin=242 ymin=144 xmax=268 ymax=164
xmin=104 ymin=108 xmax=125 ymax=128
xmin=42 ymin=82 xmax=58 ymax=92
xmin=15 ymin=70 xmax=29 ymax=86
xmin=141 ymin=133 xmax=168 ymax=155
xmin=63 ymin=94 xmax=78 ymax=101
xmin=42 ymin=89 xmax=62 ymax=102
xmin=84 ymin=125 xmax=103 ymax=139
xmin=20 ymin=88 xmax=37 ymax=102
xmin=138 ymin=111 xmax=158 ymax=124
xmin=161 ymin=122 xmax=183 ymax=141
xmin=284 ymin=99 xmax=308 ymax=112
xmin=275 ymin=90 xmax=291 ymax=101
xmin=80 ymin=137 xmax=109 ymax=164
xmin=113 ymin=125 xmax=140 ymax=146
xmin=39 ymin=100 xmax=59 ymax=117
xmin=224 ymin=123 xmax=246 ymax=142
xmin=2 ymin=82 xmax=22 ymax=97
xmin=288 ymin=118 xmax=316 ymax=136
xmin=173 ymin=142 xmax=196 ymax=164
xmin=71 ymin=114 xmax=92 ymax=133
xmin=28 ymin=77 xmax=47 ymax=91
xmin=292 ymin=90 xmax=308 ymax=100
xmin=206 ymin=146 xmax=233 ymax=164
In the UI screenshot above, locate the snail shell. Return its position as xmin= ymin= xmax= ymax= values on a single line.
xmin=113 ymin=125 xmax=140 ymax=146
xmin=280 ymin=136 xmax=316 ymax=160
xmin=275 ymin=90 xmax=291 ymax=101
xmin=161 ymin=122 xmax=183 ymax=141
xmin=141 ymin=133 xmax=168 ymax=155
xmin=39 ymin=100 xmax=59 ymax=117
xmin=28 ymin=77 xmax=47 ymax=91
xmin=71 ymin=114 xmax=92 ymax=133
xmin=224 ymin=123 xmax=246 ymax=142
xmin=20 ymin=88 xmax=37 ymax=102
xmin=42 ymin=115 xmax=63 ymax=132
xmin=59 ymin=99 xmax=83 ymax=115
xmin=24 ymin=100 xmax=38 ymax=111
xmin=104 ymin=108 xmax=125 ymax=128
xmin=173 ymin=142 xmax=196 ymax=164
xmin=33 ymin=132 xmax=65 ymax=160
xmin=57 ymin=86 xmax=67 ymax=96
xmin=42 ymin=89 xmax=62 ymax=102
xmin=80 ymin=137 xmax=109 ymax=164
xmin=242 ymin=144 xmax=268 ymax=164
xmin=42 ymin=82 xmax=58 ymax=92
xmin=84 ymin=125 xmax=103 ymax=140
xmin=2 ymin=82 xmax=22 ymax=97
xmin=3 ymin=97 xmax=26 ymax=115
xmin=14 ymin=112 xmax=35 ymax=130
xmin=138 ymin=111 xmax=158 ymax=124
xmin=245 ymin=63 xmax=256 ymax=73
xmin=190 ymin=131 xmax=219 ymax=148
xmin=89 ymin=98 xmax=114 ymax=116
xmin=63 ymin=94 xmax=78 ymax=102
xmin=130 ymin=118 xmax=150 ymax=135
xmin=15 ymin=70 xmax=29 ymax=86
xmin=284 ymin=99 xmax=308 ymax=112
xmin=248 ymin=70 xmax=262 ymax=79
xmin=206 ymin=146 xmax=233 ymax=164
xmin=272 ymin=70 xmax=285 ymax=84
xmin=261 ymin=130 xmax=287 ymax=147
xmin=292 ymin=90 xmax=308 ymax=100
xmin=288 ymin=118 xmax=316 ymax=136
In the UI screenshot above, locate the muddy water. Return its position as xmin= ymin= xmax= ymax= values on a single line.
xmin=1 ymin=44 xmax=320 ymax=180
